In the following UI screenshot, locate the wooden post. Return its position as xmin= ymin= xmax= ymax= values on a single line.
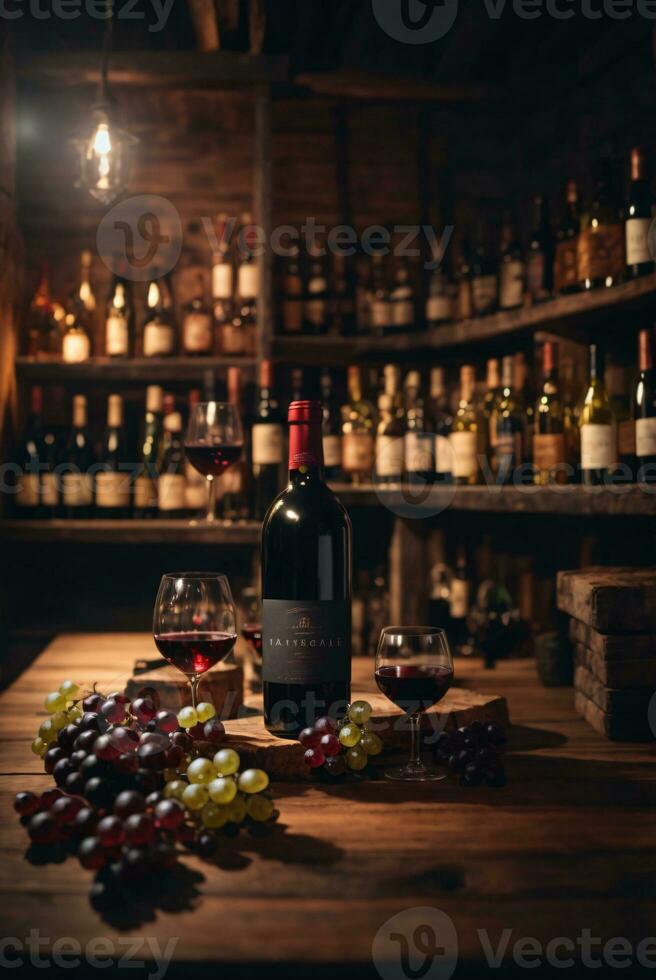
xmin=253 ymin=84 xmax=273 ymax=362
xmin=186 ymin=0 xmax=220 ymax=51
xmin=249 ymin=0 xmax=267 ymax=56
xmin=389 ymin=517 xmax=428 ymax=625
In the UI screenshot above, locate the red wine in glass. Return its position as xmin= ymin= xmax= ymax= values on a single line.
xmin=375 ymin=664 xmax=453 ymax=715
xmin=154 ymin=631 xmax=237 ymax=676
xmin=241 ymin=622 xmax=262 ymax=660
xmin=184 ymin=443 xmax=243 ymax=478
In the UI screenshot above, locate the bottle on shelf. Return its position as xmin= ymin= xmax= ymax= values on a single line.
xmin=498 ymin=215 xmax=525 ymax=311
xmin=184 ymin=388 xmax=210 ymax=519
xmin=449 ymin=365 xmax=479 ymax=485
xmin=290 ymin=367 xmax=306 ymax=405
xmin=331 ymin=253 xmax=357 ymax=337
xmin=134 ymin=385 xmax=164 ymax=519
xmin=280 ymin=245 xmax=303 ymax=335
xmin=430 ymin=366 xmax=453 ymax=483
xmin=382 ymin=363 xmax=403 ymax=417
xmin=428 ymin=560 xmax=452 ymax=631
xmin=492 ymin=355 xmax=524 ymax=484
xmin=534 ymin=342 xmax=566 ymax=486
xmin=252 ymin=360 xmax=284 ymax=521
xmin=40 ymin=425 xmax=60 ymax=520
xmin=514 ymin=352 xmax=535 ymax=479
xmin=26 ymin=265 xmax=60 ymax=358
xmin=220 ymin=367 xmax=249 ymax=520
xmin=527 ymin=194 xmax=554 ymax=304
xmin=369 ymin=254 xmax=391 ymax=336
xmin=483 ymin=358 xmax=502 ymax=464
xmin=14 ymin=385 xmax=45 ymax=515
xmin=635 ymin=326 xmax=656 ymax=484
xmin=77 ymin=249 xmax=97 ymax=338
xmin=606 ymin=361 xmax=635 ymax=481
xmin=455 ymin=238 xmax=473 ymax=320
xmin=625 ymin=147 xmax=654 ymax=279
xmin=105 ymin=267 xmax=133 ymax=358
xmin=96 ymin=394 xmax=131 ymax=518
xmin=261 ymin=399 xmax=352 ymax=737
xmin=389 ymin=257 xmax=416 ymax=334
xmin=579 ymin=344 xmax=615 ymax=486
xmin=182 ymin=274 xmax=213 ymax=356
xmin=578 ymin=162 xmax=624 ymax=291
xmin=470 ymin=236 xmax=498 ymax=317
xmin=450 ymin=545 xmax=472 ymax=655
xmin=341 ymin=365 xmax=376 ymax=485
xmin=61 ymin=307 xmax=91 ymax=364
xmin=375 ymin=392 xmax=404 ymax=484
xmin=236 ymin=216 xmax=259 ymax=355
xmin=158 ymin=403 xmax=187 ymax=519
xmin=61 ymin=395 xmax=95 ymax=519
xmin=425 ymin=263 xmax=453 ymax=329
xmin=320 ymin=368 xmax=342 ymax=482
xmin=142 ymin=274 xmax=177 ymax=358
xmin=210 ymin=242 xmax=237 ymax=355
xmin=554 ymin=179 xmax=580 ymax=295
xmin=403 ymin=371 xmax=433 ymax=486
xmin=304 ymin=238 xmax=330 ymax=336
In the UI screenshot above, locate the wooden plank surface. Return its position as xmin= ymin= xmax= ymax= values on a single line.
xmin=1 ymin=635 xmax=656 ymax=974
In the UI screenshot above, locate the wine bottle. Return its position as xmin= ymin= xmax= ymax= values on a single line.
xmin=26 ymin=265 xmax=59 ymax=358
xmin=369 ymin=254 xmax=390 ymax=336
xmin=236 ymin=217 xmax=259 ymax=356
xmin=375 ymin=393 xmax=404 ymax=484
xmin=606 ymin=361 xmax=635 ymax=481
xmin=430 ymin=367 xmax=453 ymax=483
xmin=252 ymin=359 xmax=284 ymax=520
xmin=158 ymin=405 xmax=187 ymax=519
xmin=134 ymin=386 xmax=164 ymax=519
xmin=61 ymin=306 xmax=91 ymax=364
xmin=281 ymin=245 xmax=303 ymax=335
xmin=498 ymin=215 xmax=525 ymax=311
xmin=61 ymin=395 xmax=95 ymax=518
xmin=331 ymin=253 xmax=357 ymax=337
xmin=184 ymin=389 xmax=209 ymax=518
xmin=14 ymin=386 xmax=45 ymax=516
xmin=534 ymin=342 xmax=566 ymax=486
xmin=449 ymin=545 xmax=471 ymax=654
xmin=341 ymin=365 xmax=375 ymax=485
xmin=484 ymin=358 xmax=502 ymax=462
xmin=304 ymin=239 xmax=330 ymax=335
xmin=96 ymin=395 xmax=131 ymax=518
xmin=212 ymin=248 xmax=238 ymax=355
xmin=221 ymin=367 xmax=249 ymax=520
xmin=455 ymin=238 xmax=473 ymax=320
xmin=105 ymin=269 xmax=132 ymax=358
xmin=554 ymin=180 xmax=580 ymax=295
xmin=635 ymin=327 xmax=656 ymax=484
xmin=514 ymin=352 xmax=535 ymax=479
xmin=625 ymin=147 xmax=654 ymax=279
xmin=404 ymin=371 xmax=434 ymax=486
xmin=142 ymin=275 xmax=177 ymax=358
xmin=262 ymin=399 xmax=352 ymax=737
xmin=493 ymin=355 xmax=523 ymax=484
xmin=182 ymin=275 xmax=213 ymax=356
xmin=389 ymin=257 xmax=415 ymax=334
xmin=470 ymin=234 xmax=498 ymax=317
xmin=320 ymin=369 xmax=342 ymax=482
xmin=578 ymin=163 xmax=623 ymax=291
xmin=449 ymin=366 xmax=479 ymax=485
xmin=579 ymin=345 xmax=614 ymax=485
xmin=425 ymin=264 xmax=452 ymax=328
xmin=527 ymin=194 xmax=554 ymax=303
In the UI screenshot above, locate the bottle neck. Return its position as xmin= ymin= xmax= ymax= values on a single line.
xmin=288 ymin=418 xmax=324 ymax=480
xmin=589 ymin=347 xmax=603 ymax=383
xmin=639 ymin=330 xmax=654 ymax=373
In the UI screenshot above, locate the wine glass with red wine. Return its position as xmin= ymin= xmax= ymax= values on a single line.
xmin=184 ymin=402 xmax=244 ymax=524
xmin=153 ymin=573 xmax=237 ymax=710
xmin=375 ymin=626 xmax=454 ymax=782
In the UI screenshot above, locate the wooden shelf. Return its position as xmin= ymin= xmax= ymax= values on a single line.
xmin=0 ymin=519 xmax=262 ymax=545
xmin=15 ymin=357 xmax=257 ymax=384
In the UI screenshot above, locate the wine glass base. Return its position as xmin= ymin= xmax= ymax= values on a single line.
xmin=384 ymin=764 xmax=446 ymax=782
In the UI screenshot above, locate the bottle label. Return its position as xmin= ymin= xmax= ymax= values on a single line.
xmin=376 ymin=435 xmax=404 ymax=478
xmin=143 ymin=322 xmax=174 ymax=357
xmin=221 ymin=321 xmax=244 ymax=355
xmin=580 ymin=424 xmax=614 ymax=470
xmin=252 ymin=423 xmax=284 ymax=466
xmin=626 ymin=217 xmax=652 ymax=266
xmin=41 ymin=472 xmax=59 ymax=507
xmin=158 ymin=473 xmax=187 ymax=512
xmin=106 ymin=315 xmax=128 ymax=356
xmin=636 ymin=418 xmax=656 ymax=457
xmin=449 ymin=431 xmax=477 ymax=479
xmin=533 ymin=433 xmax=565 ymax=471
xmin=183 ymin=313 xmax=213 ymax=353
xmin=134 ymin=473 xmax=157 ymax=510
xmin=283 ymin=299 xmax=303 ymax=333
xmin=450 ymin=578 xmax=470 ymax=619
xmin=499 ymin=260 xmax=525 ymax=309
xmin=392 ymin=298 xmax=414 ymax=328
xmin=619 ymin=419 xmax=636 ymax=457
xmin=212 ymin=262 xmax=233 ymax=299
xmin=238 ymin=264 xmax=259 ymax=299
xmin=554 ymin=238 xmax=578 ymax=291
xmin=404 ymin=432 xmax=433 ymax=473
xmin=16 ymin=472 xmax=40 ymax=508
xmin=305 ymin=298 xmax=327 ymax=327
xmin=96 ymin=471 xmax=130 ymax=509
xmin=471 ymin=274 xmax=497 ymax=315
xmin=62 ymin=473 xmax=93 ymax=508
xmin=62 ymin=332 xmax=90 ymax=364
xmin=323 ymin=435 xmax=341 ymax=469
xmin=342 ymin=432 xmax=375 ymax=474
xmin=435 ymin=435 xmax=454 ymax=475
xmin=426 ymin=295 xmax=451 ymax=323
xmin=262 ymin=598 xmax=351 ymax=685
xmin=370 ymin=299 xmax=389 ymax=329
xmin=577 ymin=224 xmax=624 ymax=282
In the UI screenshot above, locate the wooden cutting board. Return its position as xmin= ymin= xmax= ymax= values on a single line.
xmin=557 ymin=567 xmax=656 ymax=633
xmin=125 ymin=660 xmax=244 ymax=718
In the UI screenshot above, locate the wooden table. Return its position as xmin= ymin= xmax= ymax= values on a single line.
xmin=2 ymin=634 xmax=656 ymax=978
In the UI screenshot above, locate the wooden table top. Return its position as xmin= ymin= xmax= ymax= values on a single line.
xmin=1 ymin=634 xmax=655 ymax=978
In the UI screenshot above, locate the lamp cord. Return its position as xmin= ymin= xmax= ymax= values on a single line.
xmin=99 ymin=0 xmax=114 ymax=102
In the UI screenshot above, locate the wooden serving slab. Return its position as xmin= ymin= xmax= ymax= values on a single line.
xmin=557 ymin=566 xmax=656 ymax=633
xmin=224 ymin=687 xmax=509 ymax=781
xmin=126 ymin=660 xmax=244 ymax=719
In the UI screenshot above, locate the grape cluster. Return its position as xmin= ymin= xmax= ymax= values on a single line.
xmin=433 ymin=721 xmax=507 ymax=787
xmin=17 ymin=680 xmax=278 ymax=884
xmin=300 ymin=700 xmax=383 ymax=778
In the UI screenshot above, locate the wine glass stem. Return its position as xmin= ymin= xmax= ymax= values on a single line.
xmin=206 ymin=476 xmax=216 ymax=524
xmin=409 ymin=712 xmax=422 ymax=768
xmin=190 ymin=674 xmax=200 ymax=711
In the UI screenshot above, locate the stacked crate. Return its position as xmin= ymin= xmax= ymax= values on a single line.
xmin=557 ymin=567 xmax=656 ymax=741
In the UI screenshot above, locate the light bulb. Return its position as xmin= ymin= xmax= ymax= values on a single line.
xmin=92 ymin=122 xmax=112 ymax=156
xmin=147 ymin=281 xmax=160 ymax=308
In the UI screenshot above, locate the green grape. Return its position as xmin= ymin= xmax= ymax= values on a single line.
xmin=196 ymin=702 xmax=216 ymax=723
xmin=346 ymin=745 xmax=368 ymax=771
xmin=38 ymin=719 xmax=57 ymax=745
xmin=201 ymin=802 xmax=228 ymax=829
xmin=338 ymin=723 xmax=361 ymax=748
xmin=182 ymin=783 xmax=209 ymax=811
xmin=208 ymin=777 xmax=237 ymax=806
xmin=31 ymin=737 xmax=47 ymax=757
xmin=178 ymin=706 xmax=198 ymax=730
xmin=213 ymin=748 xmax=240 ymax=776
xmin=59 ymin=680 xmax=79 ymax=699
xmin=246 ymin=795 xmax=274 ymax=823
xmin=237 ymin=769 xmax=269 ymax=795
xmin=187 ymin=758 xmax=215 ymax=785
xmin=225 ymin=794 xmax=247 ymax=824
xmin=348 ymin=700 xmax=372 ymax=725
xmin=50 ymin=711 xmax=68 ymax=731
xmin=164 ymin=779 xmax=187 ymax=801
xmin=66 ymin=706 xmax=83 ymax=722
xmin=361 ymin=731 xmax=383 ymax=756
xmin=45 ymin=691 xmax=67 ymax=714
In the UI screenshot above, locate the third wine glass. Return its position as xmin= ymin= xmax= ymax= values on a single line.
xmin=184 ymin=402 xmax=244 ymax=524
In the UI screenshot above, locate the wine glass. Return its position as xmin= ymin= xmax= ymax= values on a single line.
xmin=153 ymin=573 xmax=237 ymax=710
xmin=375 ymin=626 xmax=454 ymax=782
xmin=184 ymin=402 xmax=244 ymax=524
